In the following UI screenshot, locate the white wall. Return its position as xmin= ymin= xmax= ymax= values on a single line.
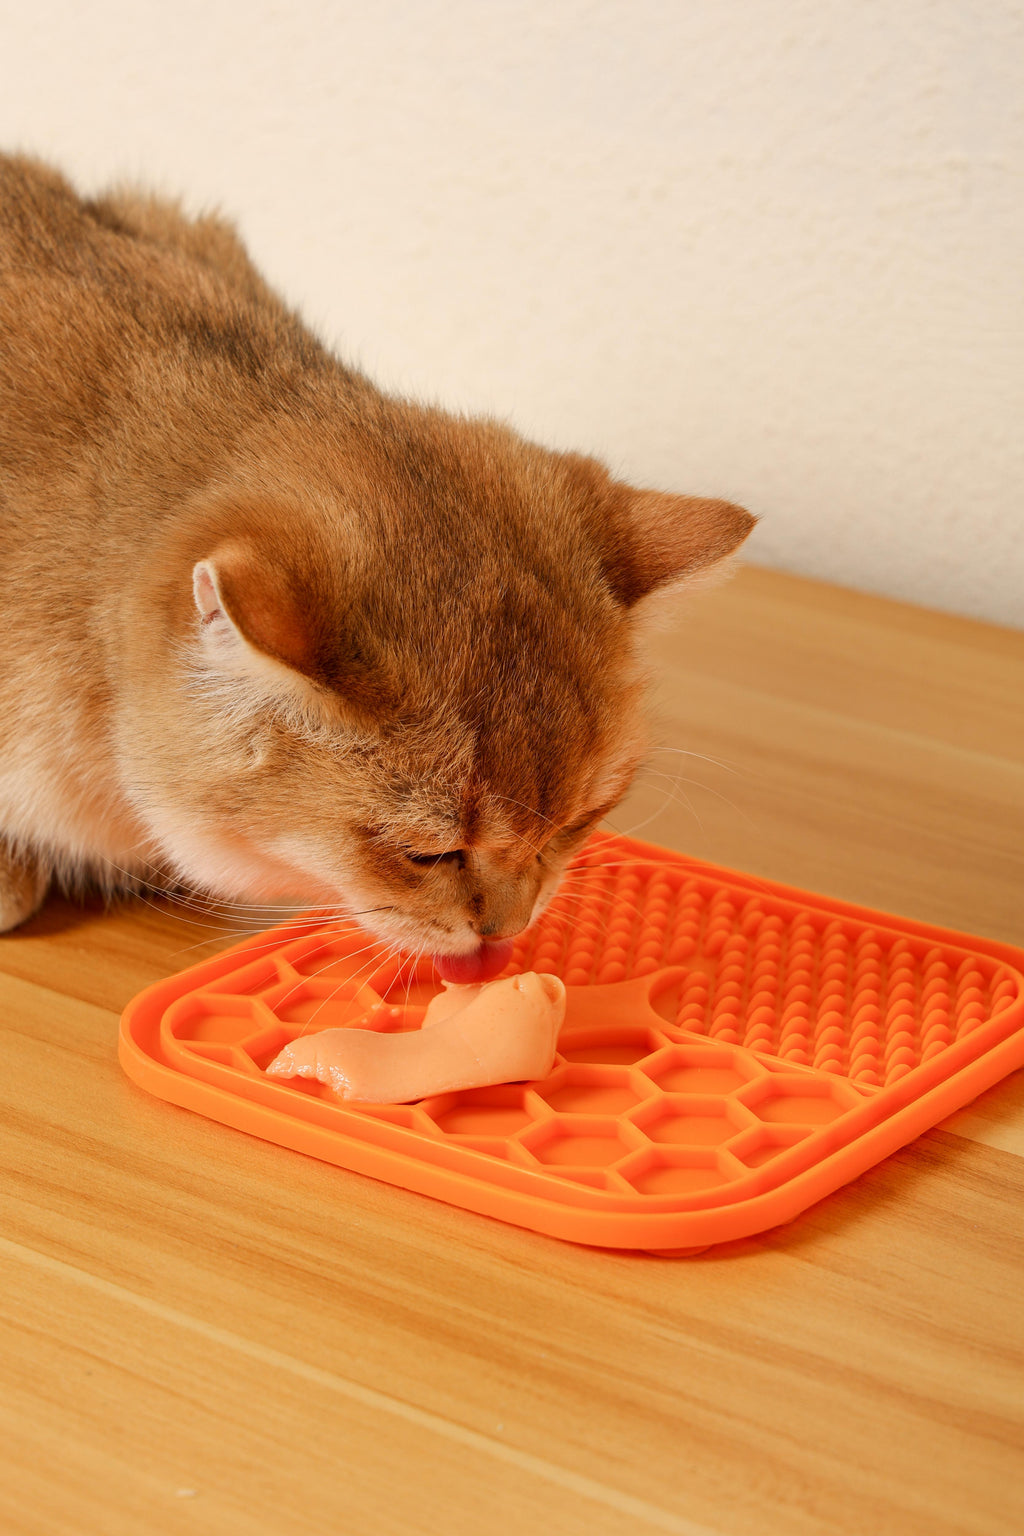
xmin=2 ymin=1 xmax=1021 ymax=626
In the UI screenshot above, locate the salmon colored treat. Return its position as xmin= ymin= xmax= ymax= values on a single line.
xmin=265 ymin=972 xmax=565 ymax=1102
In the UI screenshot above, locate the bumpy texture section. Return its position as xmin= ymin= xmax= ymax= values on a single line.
xmin=514 ymin=849 xmax=1015 ymax=1088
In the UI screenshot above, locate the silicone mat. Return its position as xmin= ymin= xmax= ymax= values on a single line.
xmin=119 ymin=835 xmax=1024 ymax=1253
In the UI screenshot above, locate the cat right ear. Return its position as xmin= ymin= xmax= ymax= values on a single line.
xmin=600 ymin=489 xmax=757 ymax=609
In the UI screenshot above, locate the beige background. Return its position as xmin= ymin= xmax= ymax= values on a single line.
xmin=1 ymin=0 xmax=1021 ymax=626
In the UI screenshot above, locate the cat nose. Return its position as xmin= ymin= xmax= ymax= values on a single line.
xmin=476 ymin=921 xmax=525 ymax=941
xmin=470 ymin=869 xmax=542 ymax=940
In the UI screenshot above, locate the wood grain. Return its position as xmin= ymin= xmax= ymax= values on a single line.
xmin=1 ymin=565 xmax=1022 ymax=1536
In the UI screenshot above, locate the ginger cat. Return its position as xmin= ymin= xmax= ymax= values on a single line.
xmin=0 ymin=153 xmax=754 ymax=982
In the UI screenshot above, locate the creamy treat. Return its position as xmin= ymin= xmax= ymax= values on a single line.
xmin=265 ymin=971 xmax=566 ymax=1103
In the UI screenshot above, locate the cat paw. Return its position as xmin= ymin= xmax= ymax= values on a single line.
xmin=0 ymin=844 xmax=50 ymax=932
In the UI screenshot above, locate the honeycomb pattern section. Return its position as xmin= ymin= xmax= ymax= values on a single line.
xmin=162 ymin=969 xmax=863 ymax=1199
xmin=149 ymin=837 xmax=1024 ymax=1216
xmin=513 ymin=844 xmax=1021 ymax=1089
xmin=161 ymin=945 xmax=427 ymax=1083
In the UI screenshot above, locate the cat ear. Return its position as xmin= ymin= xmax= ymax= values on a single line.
xmin=603 ymin=490 xmax=757 ymax=607
xmin=191 ymin=547 xmax=318 ymax=696
xmin=190 ymin=541 xmax=389 ymax=721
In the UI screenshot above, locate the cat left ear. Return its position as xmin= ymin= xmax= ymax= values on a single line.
xmin=605 ymin=490 xmax=757 ymax=607
xmin=190 ymin=538 xmax=389 ymax=721
xmin=192 ymin=546 xmax=317 ymax=692
xmin=193 ymin=561 xmax=235 ymax=654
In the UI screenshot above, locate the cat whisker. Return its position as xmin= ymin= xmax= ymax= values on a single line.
xmin=101 ymin=853 xmax=399 ymax=943
xmin=647 ymin=745 xmax=742 ymax=776
xmin=634 ymin=764 xmax=752 ymax=826
xmin=562 ymin=838 xmax=787 ymax=905
xmin=629 ymin=768 xmax=704 ymax=831
xmin=601 ymin=802 xmax=687 ymax=843
xmin=164 ymin=910 xmax=395 ymax=965
xmin=102 ymin=849 xmax=355 ymax=923
xmin=100 ymin=871 xmax=293 ymax=927
xmin=97 ymin=854 xmax=394 ymax=960
xmin=538 ymin=886 xmax=654 ymax=941
xmin=276 ymin=935 xmax=396 ymax=1035
xmin=400 ymin=937 xmax=430 ymax=1011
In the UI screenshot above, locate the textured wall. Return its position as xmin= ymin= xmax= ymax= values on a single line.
xmin=2 ymin=1 xmax=1021 ymax=625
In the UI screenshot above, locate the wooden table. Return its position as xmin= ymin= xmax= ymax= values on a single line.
xmin=1 ymin=566 xmax=1022 ymax=1536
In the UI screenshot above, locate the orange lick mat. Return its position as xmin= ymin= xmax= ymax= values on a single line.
xmin=119 ymin=836 xmax=1024 ymax=1253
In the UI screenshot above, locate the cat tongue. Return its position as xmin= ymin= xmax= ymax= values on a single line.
xmin=433 ymin=939 xmax=515 ymax=986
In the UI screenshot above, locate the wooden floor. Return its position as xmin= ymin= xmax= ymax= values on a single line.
xmin=1 ymin=565 xmax=1022 ymax=1536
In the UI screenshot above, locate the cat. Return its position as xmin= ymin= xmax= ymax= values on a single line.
xmin=0 ymin=152 xmax=755 ymax=983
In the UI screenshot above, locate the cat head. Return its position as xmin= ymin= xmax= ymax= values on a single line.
xmin=128 ymin=404 xmax=754 ymax=978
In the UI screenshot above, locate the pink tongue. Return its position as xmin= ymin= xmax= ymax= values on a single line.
xmin=433 ymin=939 xmax=515 ymax=986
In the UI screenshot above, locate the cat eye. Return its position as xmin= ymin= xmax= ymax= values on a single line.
xmin=562 ymin=814 xmax=599 ymax=839
xmin=536 ymin=814 xmax=599 ymax=860
xmin=404 ymin=849 xmax=464 ymax=868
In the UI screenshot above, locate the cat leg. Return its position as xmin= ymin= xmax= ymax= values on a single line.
xmin=0 ymin=842 xmax=50 ymax=932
